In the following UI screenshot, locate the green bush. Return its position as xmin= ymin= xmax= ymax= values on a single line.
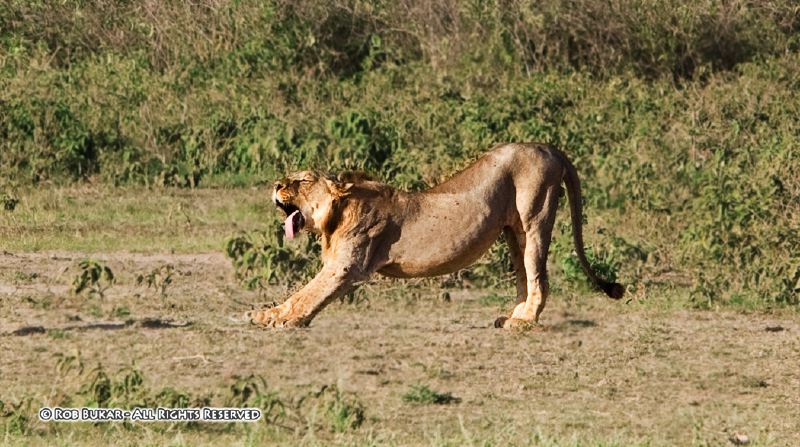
xmin=225 ymin=224 xmax=321 ymax=290
xmin=561 ymin=248 xmax=620 ymax=291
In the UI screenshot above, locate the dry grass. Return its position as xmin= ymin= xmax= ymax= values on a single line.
xmin=1 ymin=250 xmax=798 ymax=445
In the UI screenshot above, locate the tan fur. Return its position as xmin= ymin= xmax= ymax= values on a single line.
xmin=247 ymin=143 xmax=623 ymax=329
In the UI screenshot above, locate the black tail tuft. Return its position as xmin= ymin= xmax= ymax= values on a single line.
xmin=601 ymin=282 xmax=625 ymax=300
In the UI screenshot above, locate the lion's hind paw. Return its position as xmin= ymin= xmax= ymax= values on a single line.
xmin=497 ymin=317 xmax=547 ymax=332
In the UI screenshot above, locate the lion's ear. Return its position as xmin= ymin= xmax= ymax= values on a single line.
xmin=324 ymin=178 xmax=353 ymax=199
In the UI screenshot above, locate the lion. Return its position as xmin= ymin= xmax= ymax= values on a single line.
xmin=246 ymin=143 xmax=623 ymax=329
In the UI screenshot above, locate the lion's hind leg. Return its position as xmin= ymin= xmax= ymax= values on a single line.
xmin=501 ymin=184 xmax=560 ymax=330
xmin=494 ymin=226 xmax=527 ymax=328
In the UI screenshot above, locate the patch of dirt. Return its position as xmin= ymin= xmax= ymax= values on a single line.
xmin=1 ymin=251 xmax=798 ymax=445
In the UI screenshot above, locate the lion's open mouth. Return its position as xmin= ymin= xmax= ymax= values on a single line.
xmin=277 ymin=202 xmax=305 ymax=239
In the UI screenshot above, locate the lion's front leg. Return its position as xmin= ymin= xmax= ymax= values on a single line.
xmin=247 ymin=262 xmax=366 ymax=328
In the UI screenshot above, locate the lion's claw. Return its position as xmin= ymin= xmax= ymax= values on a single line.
xmin=247 ymin=307 xmax=306 ymax=328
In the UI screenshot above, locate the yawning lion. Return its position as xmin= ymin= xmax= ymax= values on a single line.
xmin=247 ymin=143 xmax=623 ymax=329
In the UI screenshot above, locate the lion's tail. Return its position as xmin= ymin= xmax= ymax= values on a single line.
xmin=560 ymin=152 xmax=624 ymax=300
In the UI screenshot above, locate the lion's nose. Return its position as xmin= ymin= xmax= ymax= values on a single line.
xmin=274 ymin=181 xmax=284 ymax=191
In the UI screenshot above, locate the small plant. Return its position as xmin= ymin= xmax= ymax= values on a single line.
xmin=85 ymin=364 xmax=210 ymax=410
xmin=54 ymin=351 xmax=85 ymax=378
xmin=402 ymin=384 xmax=460 ymax=405
xmin=1 ymin=193 xmax=19 ymax=211
xmin=154 ymin=387 xmax=192 ymax=408
xmin=78 ymin=364 xmax=150 ymax=409
xmin=111 ymin=306 xmax=131 ymax=319
xmin=321 ymin=386 xmax=365 ymax=433
xmin=47 ymin=329 xmax=67 ymax=339
xmin=13 ymin=271 xmax=38 ymax=283
xmin=72 ymin=259 xmax=114 ymax=299
xmin=88 ymin=304 xmax=103 ymax=318
xmin=136 ymin=264 xmax=174 ymax=298
xmin=298 ymin=385 xmax=365 ymax=433
xmin=226 ymin=375 xmax=285 ymax=424
xmin=0 ymin=398 xmax=31 ymax=435
xmin=80 ymin=364 xmax=113 ymax=406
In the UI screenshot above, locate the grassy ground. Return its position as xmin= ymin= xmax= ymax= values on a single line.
xmin=0 ymin=185 xmax=270 ymax=253
xmin=1 ymin=188 xmax=798 ymax=446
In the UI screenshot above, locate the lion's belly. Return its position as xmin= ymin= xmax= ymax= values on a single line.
xmin=377 ymin=193 xmax=507 ymax=278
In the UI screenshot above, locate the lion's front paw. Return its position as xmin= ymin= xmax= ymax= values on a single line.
xmin=246 ymin=307 xmax=306 ymax=328
xmin=245 ymin=307 xmax=279 ymax=326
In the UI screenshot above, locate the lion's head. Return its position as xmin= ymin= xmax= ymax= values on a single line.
xmin=273 ymin=171 xmax=352 ymax=239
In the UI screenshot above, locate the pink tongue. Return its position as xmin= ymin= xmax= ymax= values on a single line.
xmin=284 ymin=210 xmax=300 ymax=240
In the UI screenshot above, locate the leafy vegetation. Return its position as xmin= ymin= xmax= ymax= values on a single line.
xmin=297 ymin=385 xmax=366 ymax=433
xmin=0 ymin=360 xmax=366 ymax=438
xmin=1 ymin=192 xmax=19 ymax=211
xmin=225 ymin=375 xmax=285 ymax=425
xmin=402 ymin=384 xmax=461 ymax=405
xmin=1 ymin=0 xmax=798 ymax=307
xmin=135 ymin=264 xmax=175 ymax=298
xmin=72 ymin=259 xmax=115 ymax=299
xmin=225 ymin=226 xmax=320 ymax=289
xmin=0 ymin=398 xmax=32 ymax=436
xmin=561 ymin=248 xmax=621 ymax=292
